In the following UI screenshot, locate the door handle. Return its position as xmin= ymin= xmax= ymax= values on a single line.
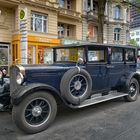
xmin=106 ymin=65 xmax=114 ymax=68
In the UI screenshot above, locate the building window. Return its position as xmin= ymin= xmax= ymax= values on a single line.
xmin=131 ymin=32 xmax=135 ymax=36
xmin=58 ymin=23 xmax=65 ymax=37
xmin=114 ymin=28 xmax=121 ymax=41
xmin=0 ymin=44 xmax=9 ymax=73
xmin=136 ymin=38 xmax=139 ymax=41
xmin=67 ymin=0 xmax=72 ymax=9
xmin=67 ymin=25 xmax=70 ymax=37
xmin=83 ymin=0 xmax=87 ymax=11
xmin=31 ymin=12 xmax=48 ymax=32
xmin=113 ymin=5 xmax=121 ymax=19
xmin=58 ymin=0 xmax=65 ymax=8
xmin=126 ymin=8 xmax=129 ymax=21
xmin=87 ymin=0 xmax=91 ymax=11
xmin=136 ymin=32 xmax=139 ymax=35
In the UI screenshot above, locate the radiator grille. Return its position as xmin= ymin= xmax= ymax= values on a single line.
xmin=10 ymin=66 xmax=20 ymax=95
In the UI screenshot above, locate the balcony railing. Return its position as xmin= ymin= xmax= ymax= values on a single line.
xmin=58 ymin=8 xmax=81 ymax=19
xmin=87 ymin=10 xmax=98 ymax=21
xmin=87 ymin=36 xmax=98 ymax=42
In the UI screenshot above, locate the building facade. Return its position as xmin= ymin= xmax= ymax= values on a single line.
xmin=130 ymin=28 xmax=140 ymax=46
xmin=57 ymin=0 xmax=82 ymax=44
xmin=0 ymin=0 xmax=60 ymax=71
xmin=82 ymin=0 xmax=130 ymax=45
xmin=0 ymin=0 xmax=83 ymax=71
xmin=130 ymin=1 xmax=140 ymax=46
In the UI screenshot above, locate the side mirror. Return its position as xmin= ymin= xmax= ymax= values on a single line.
xmin=77 ymin=58 xmax=84 ymax=65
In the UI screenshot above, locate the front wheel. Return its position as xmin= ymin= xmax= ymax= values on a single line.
xmin=12 ymin=91 xmax=57 ymax=134
xmin=124 ymin=78 xmax=139 ymax=102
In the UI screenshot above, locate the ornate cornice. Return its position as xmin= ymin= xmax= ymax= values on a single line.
xmin=22 ymin=0 xmax=59 ymax=11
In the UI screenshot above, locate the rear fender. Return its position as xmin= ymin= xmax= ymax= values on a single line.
xmin=125 ymin=72 xmax=140 ymax=92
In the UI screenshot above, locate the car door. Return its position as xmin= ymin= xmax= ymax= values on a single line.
xmin=108 ymin=47 xmax=125 ymax=88
xmin=86 ymin=46 xmax=110 ymax=92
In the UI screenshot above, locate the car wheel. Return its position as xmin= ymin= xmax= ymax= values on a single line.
xmin=60 ymin=68 xmax=92 ymax=104
xmin=12 ymin=91 xmax=57 ymax=134
xmin=124 ymin=78 xmax=139 ymax=102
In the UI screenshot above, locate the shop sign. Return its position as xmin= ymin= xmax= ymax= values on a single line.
xmin=20 ymin=7 xmax=28 ymax=64
xmin=20 ymin=10 xmax=25 ymax=20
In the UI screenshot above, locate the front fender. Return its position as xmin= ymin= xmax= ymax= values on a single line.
xmin=11 ymin=83 xmax=62 ymax=105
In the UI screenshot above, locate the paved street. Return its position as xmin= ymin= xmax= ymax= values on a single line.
xmin=1 ymin=97 xmax=140 ymax=140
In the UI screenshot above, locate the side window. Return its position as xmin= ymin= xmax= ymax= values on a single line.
xmin=111 ymin=48 xmax=123 ymax=62
xmin=88 ymin=48 xmax=105 ymax=62
xmin=125 ymin=49 xmax=135 ymax=62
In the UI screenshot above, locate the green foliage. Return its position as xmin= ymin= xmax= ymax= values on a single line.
xmin=128 ymin=39 xmax=138 ymax=46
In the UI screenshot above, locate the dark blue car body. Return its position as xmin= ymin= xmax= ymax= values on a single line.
xmin=10 ymin=43 xmax=140 ymax=134
xmin=10 ymin=43 xmax=138 ymax=105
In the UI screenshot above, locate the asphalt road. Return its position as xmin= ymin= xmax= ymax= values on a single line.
xmin=1 ymin=97 xmax=140 ymax=140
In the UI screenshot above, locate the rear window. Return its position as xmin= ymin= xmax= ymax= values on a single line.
xmin=125 ymin=49 xmax=135 ymax=62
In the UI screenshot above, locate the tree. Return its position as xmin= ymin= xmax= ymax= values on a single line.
xmin=128 ymin=39 xmax=138 ymax=46
xmin=97 ymin=0 xmax=106 ymax=43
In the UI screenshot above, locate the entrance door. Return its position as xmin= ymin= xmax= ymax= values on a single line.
xmin=0 ymin=44 xmax=9 ymax=72
xmin=38 ymin=46 xmax=50 ymax=64
xmin=28 ymin=46 xmax=36 ymax=64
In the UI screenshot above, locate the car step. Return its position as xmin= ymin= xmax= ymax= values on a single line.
xmin=70 ymin=92 xmax=128 ymax=108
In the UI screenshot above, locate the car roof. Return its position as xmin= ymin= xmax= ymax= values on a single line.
xmin=51 ymin=43 xmax=136 ymax=49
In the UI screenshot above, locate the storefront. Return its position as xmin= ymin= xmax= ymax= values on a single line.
xmin=0 ymin=43 xmax=9 ymax=72
xmin=12 ymin=34 xmax=60 ymax=65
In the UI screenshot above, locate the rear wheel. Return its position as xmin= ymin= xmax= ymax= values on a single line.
xmin=124 ymin=78 xmax=139 ymax=102
xmin=12 ymin=91 xmax=57 ymax=134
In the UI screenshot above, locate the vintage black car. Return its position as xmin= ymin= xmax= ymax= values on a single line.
xmin=10 ymin=43 xmax=140 ymax=134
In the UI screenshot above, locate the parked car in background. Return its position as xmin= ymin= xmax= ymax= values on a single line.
xmin=0 ymin=68 xmax=10 ymax=110
xmin=10 ymin=43 xmax=140 ymax=134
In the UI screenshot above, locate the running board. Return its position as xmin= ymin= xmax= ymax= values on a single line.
xmin=0 ymin=103 xmax=3 ymax=111
xmin=70 ymin=92 xmax=128 ymax=108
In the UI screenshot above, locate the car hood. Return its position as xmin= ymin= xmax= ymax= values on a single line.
xmin=22 ymin=63 xmax=78 ymax=72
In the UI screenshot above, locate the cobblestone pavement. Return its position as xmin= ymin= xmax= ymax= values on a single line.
xmin=1 ymin=97 xmax=140 ymax=140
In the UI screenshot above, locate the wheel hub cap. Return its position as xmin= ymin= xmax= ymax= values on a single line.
xmin=32 ymin=106 xmax=42 ymax=117
xmin=130 ymin=85 xmax=135 ymax=93
xmin=74 ymin=81 xmax=82 ymax=90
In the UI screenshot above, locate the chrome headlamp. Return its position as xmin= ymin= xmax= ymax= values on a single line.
xmin=2 ymin=69 xmax=7 ymax=77
xmin=16 ymin=72 xmax=24 ymax=85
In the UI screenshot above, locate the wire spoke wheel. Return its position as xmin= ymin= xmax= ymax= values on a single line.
xmin=129 ymin=83 xmax=137 ymax=97
xmin=69 ymin=74 xmax=88 ymax=97
xmin=24 ymin=98 xmax=51 ymax=126
xmin=124 ymin=78 xmax=139 ymax=102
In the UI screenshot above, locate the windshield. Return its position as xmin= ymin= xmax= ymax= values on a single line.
xmin=55 ymin=47 xmax=84 ymax=62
